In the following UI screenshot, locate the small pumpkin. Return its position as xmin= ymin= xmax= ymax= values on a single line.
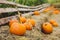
xmin=50 ymin=20 xmax=58 ymax=27
xmin=43 ymin=7 xmax=51 ymax=12
xmin=53 ymin=22 xmax=58 ymax=27
xmin=49 ymin=20 xmax=55 ymax=24
xmin=53 ymin=10 xmax=60 ymax=14
xmin=28 ymin=19 xmax=35 ymax=27
xmin=9 ymin=19 xmax=18 ymax=26
xmin=24 ymin=23 xmax=32 ymax=30
xmin=42 ymin=22 xmax=53 ymax=34
xmin=34 ymin=11 xmax=40 ymax=15
xmin=10 ymin=22 xmax=26 ymax=35
xmin=20 ymin=16 xmax=26 ymax=23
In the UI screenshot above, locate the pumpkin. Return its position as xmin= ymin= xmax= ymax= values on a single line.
xmin=49 ymin=20 xmax=55 ymax=24
xmin=34 ymin=11 xmax=40 ymax=15
xmin=9 ymin=19 xmax=18 ymax=27
xmin=24 ymin=23 xmax=32 ymax=30
xmin=53 ymin=22 xmax=58 ymax=27
xmin=42 ymin=22 xmax=53 ymax=34
xmin=28 ymin=19 xmax=35 ymax=27
xmin=10 ymin=22 xmax=26 ymax=35
xmin=53 ymin=10 xmax=60 ymax=14
xmin=43 ymin=7 xmax=51 ymax=12
xmin=50 ymin=20 xmax=58 ymax=27
xmin=20 ymin=16 xmax=26 ymax=23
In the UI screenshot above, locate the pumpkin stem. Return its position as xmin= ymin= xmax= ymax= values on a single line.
xmin=18 ymin=11 xmax=21 ymax=22
xmin=15 ymin=7 xmax=21 ymax=19
xmin=18 ymin=11 xmax=22 ymax=17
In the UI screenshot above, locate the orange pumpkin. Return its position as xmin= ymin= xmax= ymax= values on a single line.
xmin=34 ymin=11 xmax=40 ymax=15
xmin=53 ymin=10 xmax=60 ymax=14
xmin=9 ymin=19 xmax=18 ymax=26
xmin=49 ymin=20 xmax=55 ymax=24
xmin=43 ymin=7 xmax=51 ymax=12
xmin=53 ymin=22 xmax=58 ymax=27
xmin=28 ymin=19 xmax=35 ymax=27
xmin=20 ymin=16 xmax=26 ymax=23
xmin=10 ymin=23 xmax=26 ymax=35
xmin=50 ymin=20 xmax=58 ymax=27
xmin=24 ymin=23 xmax=32 ymax=30
xmin=42 ymin=22 xmax=53 ymax=34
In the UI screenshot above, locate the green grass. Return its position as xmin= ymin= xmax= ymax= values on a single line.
xmin=0 ymin=0 xmax=60 ymax=7
xmin=8 ymin=0 xmax=47 ymax=6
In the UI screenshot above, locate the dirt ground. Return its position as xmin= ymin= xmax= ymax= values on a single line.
xmin=0 ymin=12 xmax=60 ymax=40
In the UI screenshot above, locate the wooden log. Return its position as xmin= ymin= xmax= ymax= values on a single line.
xmin=0 ymin=4 xmax=50 ymax=13
xmin=0 ymin=15 xmax=18 ymax=25
xmin=0 ymin=8 xmax=38 ymax=13
xmin=0 ymin=8 xmax=43 ymax=13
